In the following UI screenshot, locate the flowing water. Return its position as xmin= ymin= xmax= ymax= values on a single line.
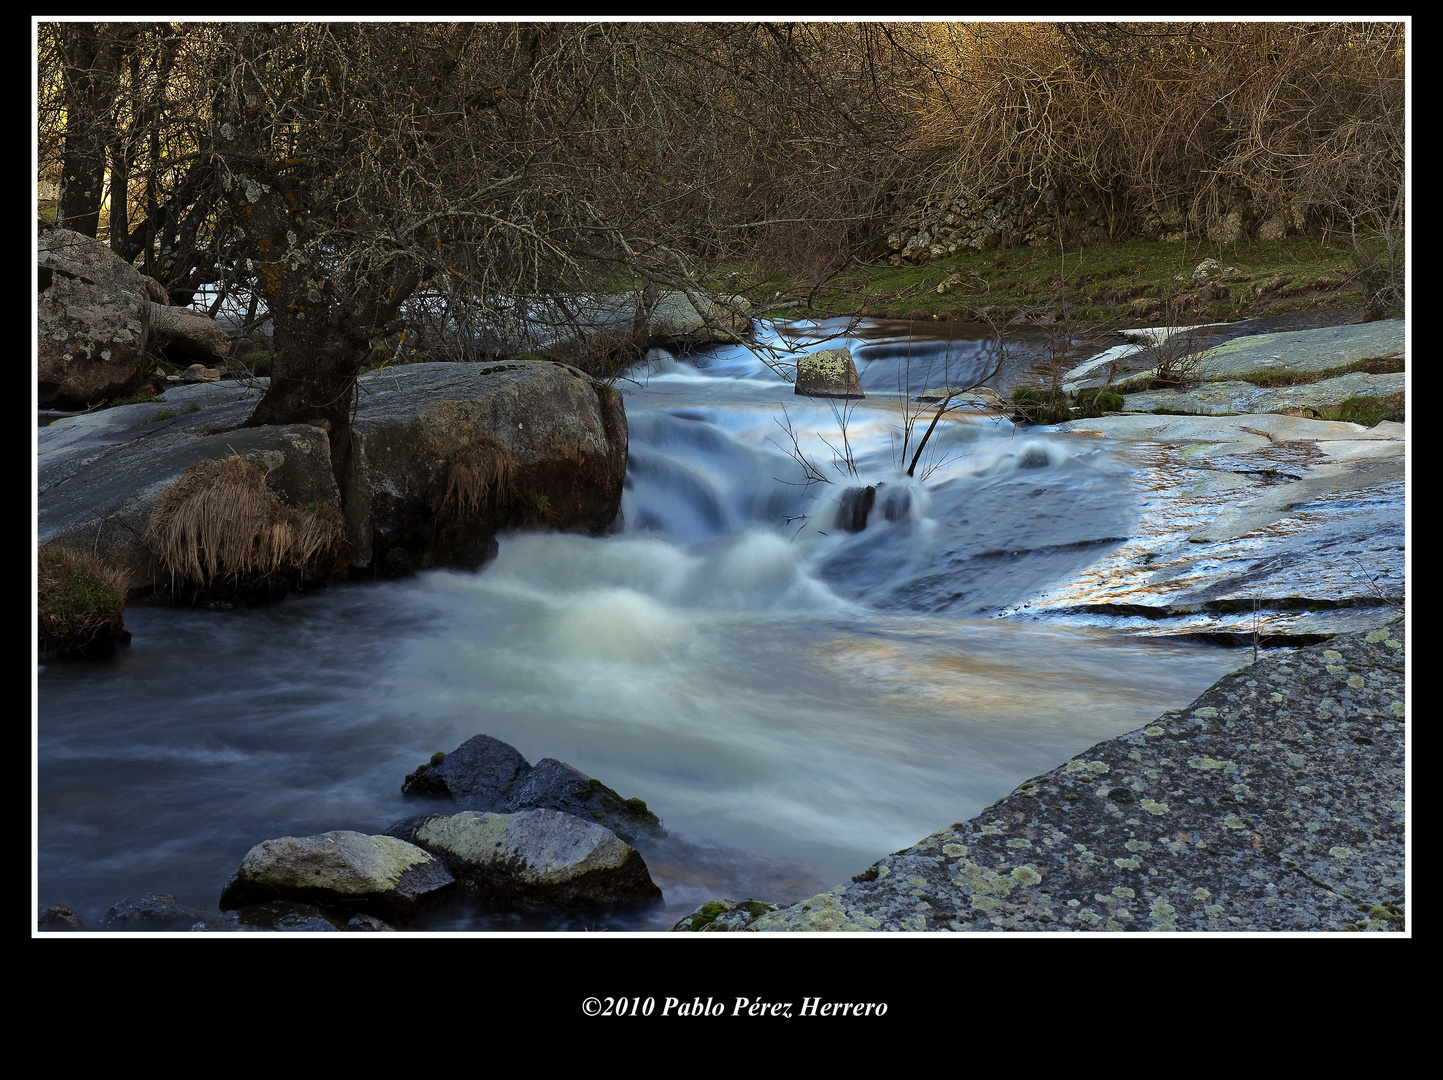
xmin=36 ymin=319 xmax=1247 ymax=931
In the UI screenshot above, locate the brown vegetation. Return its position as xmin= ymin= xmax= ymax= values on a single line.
xmin=441 ymin=436 xmax=516 ymax=522
xmin=144 ymin=457 xmax=347 ymax=601
xmin=906 ymin=22 xmax=1404 ymax=242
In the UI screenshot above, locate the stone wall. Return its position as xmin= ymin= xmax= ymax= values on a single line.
xmin=884 ymin=183 xmax=1309 ymax=265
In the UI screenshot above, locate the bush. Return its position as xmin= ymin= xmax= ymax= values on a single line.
xmin=1074 ymin=387 xmax=1125 ymax=417
xmin=144 ymin=457 xmax=348 ymax=602
xmin=38 ymin=546 xmax=129 ymax=657
xmin=1334 ymin=394 xmax=1405 ymax=428
xmin=1011 ymin=387 xmax=1073 ymax=425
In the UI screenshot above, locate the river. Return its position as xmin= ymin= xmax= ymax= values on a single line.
xmin=36 ymin=318 xmax=1248 ymax=931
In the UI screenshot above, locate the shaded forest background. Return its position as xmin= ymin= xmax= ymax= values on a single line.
xmin=37 ymin=21 xmax=1405 ymax=436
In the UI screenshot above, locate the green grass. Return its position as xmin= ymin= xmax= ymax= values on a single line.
xmin=724 ymin=235 xmax=1365 ymax=327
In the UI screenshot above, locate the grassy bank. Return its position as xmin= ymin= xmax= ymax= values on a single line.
xmin=723 ymin=235 xmax=1379 ymax=328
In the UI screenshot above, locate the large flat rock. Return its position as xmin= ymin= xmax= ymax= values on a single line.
xmin=993 ymin=413 xmax=1406 ymax=643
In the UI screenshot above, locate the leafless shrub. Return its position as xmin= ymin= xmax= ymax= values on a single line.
xmin=905 ymin=22 xmax=1404 ymax=243
xmin=145 ymin=457 xmax=346 ymax=598
xmin=1134 ymin=300 xmax=1217 ymax=390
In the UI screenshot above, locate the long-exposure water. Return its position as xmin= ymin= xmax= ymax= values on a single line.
xmin=36 ymin=319 xmax=1247 ymax=931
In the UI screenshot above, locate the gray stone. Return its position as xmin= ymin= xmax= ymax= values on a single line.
xmin=36 ymin=357 xmax=629 ymax=587
xmin=100 ymin=893 xmax=216 ymax=931
xmin=37 ymin=400 xmax=338 ymax=594
xmin=343 ymin=360 xmax=627 ymax=569
xmin=402 ymin=733 xmax=664 ymax=844
xmin=36 ymin=904 xmax=84 ymax=931
xmin=506 ymin=757 xmax=664 ymax=844
xmin=38 ymin=227 xmax=152 ymax=408
xmin=218 ymin=830 xmax=455 ymax=918
xmin=148 ymin=303 xmax=232 ymax=367
xmin=402 ymin=733 xmax=530 ymax=806
xmin=1010 ymin=412 xmax=1405 ymax=642
xmin=391 ymin=809 xmax=663 ymax=908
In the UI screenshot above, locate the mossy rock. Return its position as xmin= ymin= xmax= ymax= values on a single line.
xmin=38 ymin=546 xmax=130 ymax=658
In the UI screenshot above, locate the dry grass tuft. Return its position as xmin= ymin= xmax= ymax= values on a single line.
xmin=145 ymin=457 xmax=346 ymax=599
xmin=441 ymin=435 xmax=515 ymax=521
xmin=38 ymin=545 xmax=129 ymax=657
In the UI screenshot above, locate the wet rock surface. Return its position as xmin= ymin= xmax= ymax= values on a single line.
xmin=679 ymin=624 xmax=1405 ymax=932
xmin=402 ymin=733 xmax=665 ymax=845
xmin=1011 ymin=413 xmax=1404 ymax=644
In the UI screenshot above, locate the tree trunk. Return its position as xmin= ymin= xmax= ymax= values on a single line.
xmin=56 ymin=24 xmax=108 ymax=238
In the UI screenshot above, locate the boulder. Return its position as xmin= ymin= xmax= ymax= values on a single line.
xmin=795 ymin=348 xmax=864 ymax=399
xmin=209 ymin=901 xmax=395 ymax=932
xmin=402 ymin=734 xmax=530 ymax=805
xmin=718 ymin=627 xmax=1405 ymax=932
xmin=36 ymin=904 xmax=84 ymax=931
xmin=37 ymin=357 xmax=629 ymax=590
xmin=218 ymin=830 xmax=455 ymax=920
xmin=645 ymin=290 xmax=752 ymax=346
xmin=402 ymin=734 xmax=664 ymax=844
xmin=37 ymin=227 xmax=233 ymax=408
xmin=834 ymin=485 xmax=877 ymax=532
xmin=38 ymin=227 xmax=152 ymax=408
xmin=342 ymin=360 xmax=628 ymax=570
xmin=506 ymin=758 xmax=664 ymax=846
xmin=149 ymin=304 xmax=232 ymax=367
xmin=535 ymin=290 xmax=753 ymax=351
xmin=386 ymin=809 xmax=663 ymax=909
xmin=38 ymin=396 xmax=340 ymax=594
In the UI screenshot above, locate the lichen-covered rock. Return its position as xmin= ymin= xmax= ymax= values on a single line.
xmin=38 ymin=227 xmax=152 ymax=408
xmin=387 ymin=809 xmax=663 ymax=909
xmin=218 ymin=830 xmax=455 ymax=919
xmin=670 ymin=898 xmax=779 ymax=932
xmin=795 ymin=348 xmax=864 ymax=399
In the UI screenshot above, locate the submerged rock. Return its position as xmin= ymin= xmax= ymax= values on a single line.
xmin=36 ymin=904 xmax=84 ymax=932
xmin=99 ymin=892 xmax=215 ymax=931
xmin=834 ymin=485 xmax=877 ymax=532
